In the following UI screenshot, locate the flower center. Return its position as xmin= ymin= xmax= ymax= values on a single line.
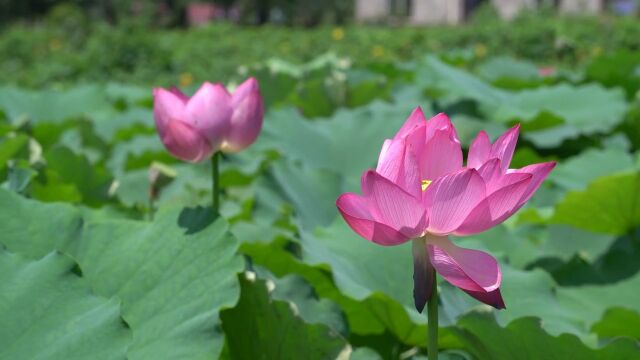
xmin=421 ymin=180 xmax=432 ymax=192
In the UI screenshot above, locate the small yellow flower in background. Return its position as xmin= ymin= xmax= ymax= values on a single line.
xmin=179 ymin=73 xmax=193 ymax=88
xmin=591 ymin=46 xmax=602 ymax=57
xmin=332 ymin=27 xmax=345 ymax=41
xmin=372 ymin=45 xmax=385 ymax=58
xmin=48 ymin=38 xmax=62 ymax=52
xmin=474 ymin=43 xmax=487 ymax=58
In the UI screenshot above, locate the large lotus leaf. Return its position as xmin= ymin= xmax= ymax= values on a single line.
xmin=73 ymin=207 xmax=244 ymax=359
xmin=458 ymin=224 xmax=615 ymax=269
xmin=270 ymin=159 xmax=342 ymax=229
xmin=260 ymin=101 xmax=416 ymax=179
xmin=552 ymin=172 xmax=640 ymax=235
xmin=549 ymin=148 xmax=635 ymax=191
xmin=420 ymin=57 xmax=628 ymax=146
xmin=0 ymin=85 xmax=111 ymax=123
xmin=300 ymin=218 xmax=640 ymax=341
xmin=0 ymin=189 xmax=83 ymax=258
xmin=240 ymin=241 xmax=464 ymax=350
xmin=476 ymin=56 xmax=541 ymax=82
xmin=419 ymin=56 xmax=508 ymax=110
xmin=495 ymin=84 xmax=627 ymax=134
xmin=220 ymin=274 xmax=349 ymax=360
xmin=453 ymin=312 xmax=640 ymax=360
xmin=0 ymin=189 xmax=244 ymax=359
xmin=591 ymin=307 xmax=640 ymax=340
xmin=0 ymin=250 xmax=130 ymax=360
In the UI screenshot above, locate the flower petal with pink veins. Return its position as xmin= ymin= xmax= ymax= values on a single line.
xmin=425 ymin=113 xmax=458 ymax=142
xmin=185 ymin=82 xmax=233 ymax=150
xmin=454 ymin=173 xmax=532 ymax=236
xmin=490 ymin=125 xmax=520 ymax=172
xmin=419 ymin=127 xmax=463 ymax=180
xmin=467 ymin=131 xmax=491 ymax=169
xmin=153 ymin=88 xmax=187 ymax=131
xmin=159 ymin=120 xmax=213 ymax=163
xmin=362 ymin=170 xmax=426 ymax=238
xmin=376 ymin=138 xmax=421 ymax=198
xmin=476 ymin=158 xmax=502 ymax=189
xmin=336 ymin=193 xmax=412 ymax=246
xmin=394 ymin=107 xmax=427 ymax=140
xmin=427 ymin=236 xmax=501 ymax=292
xmin=509 ymin=161 xmax=557 ymax=206
xmin=424 ymin=169 xmax=485 ymax=235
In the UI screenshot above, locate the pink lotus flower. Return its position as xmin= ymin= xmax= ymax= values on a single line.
xmin=153 ymin=77 xmax=264 ymax=162
xmin=336 ymin=107 xmax=555 ymax=311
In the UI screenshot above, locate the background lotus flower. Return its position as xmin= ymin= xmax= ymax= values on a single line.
xmin=336 ymin=107 xmax=555 ymax=312
xmin=153 ymin=77 xmax=264 ymax=163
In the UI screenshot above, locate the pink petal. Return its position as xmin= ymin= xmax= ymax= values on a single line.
xmin=509 ymin=161 xmax=557 ymax=206
xmin=376 ymin=138 xmax=421 ymax=198
xmin=185 ymin=82 xmax=233 ymax=151
xmin=378 ymin=139 xmax=392 ymax=164
xmin=454 ymin=173 xmax=532 ymax=235
xmin=490 ymin=125 xmax=520 ymax=172
xmin=336 ymin=193 xmax=411 ymax=246
xmin=425 ymin=113 xmax=458 ymax=142
xmin=424 ymin=169 xmax=485 ymax=235
xmin=467 ymin=131 xmax=491 ymax=169
xmin=159 ymin=120 xmax=213 ymax=163
xmin=153 ymin=88 xmax=186 ymax=131
xmin=419 ymin=127 xmax=463 ymax=181
xmin=222 ymin=78 xmax=265 ymax=152
xmin=427 ymin=236 xmax=501 ymax=292
xmin=362 ymin=170 xmax=426 ymax=238
xmin=476 ymin=158 xmax=502 ymax=190
xmin=168 ymin=87 xmax=189 ymax=103
xmin=462 ymin=288 xmax=506 ymax=309
xmin=394 ymin=107 xmax=426 ymax=140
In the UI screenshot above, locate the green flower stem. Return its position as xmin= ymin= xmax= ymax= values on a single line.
xmin=211 ymin=152 xmax=220 ymax=218
xmin=428 ymin=274 xmax=438 ymax=360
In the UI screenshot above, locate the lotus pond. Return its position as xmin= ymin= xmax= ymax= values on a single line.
xmin=0 ymin=48 xmax=639 ymax=359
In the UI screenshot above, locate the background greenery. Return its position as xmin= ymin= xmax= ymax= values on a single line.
xmin=2 ymin=3 xmax=640 ymax=87
xmin=1 ymin=3 xmax=640 ymax=360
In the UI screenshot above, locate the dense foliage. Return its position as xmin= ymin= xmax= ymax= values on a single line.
xmin=2 ymin=6 xmax=640 ymax=87
xmin=1 ymin=17 xmax=640 ymax=360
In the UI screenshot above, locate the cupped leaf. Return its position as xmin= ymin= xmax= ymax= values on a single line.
xmin=0 ymin=250 xmax=131 ymax=360
xmin=74 ymin=207 xmax=244 ymax=360
xmin=0 ymin=189 xmax=244 ymax=360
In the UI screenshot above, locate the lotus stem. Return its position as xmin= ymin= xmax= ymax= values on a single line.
xmin=428 ymin=275 xmax=438 ymax=360
xmin=212 ymin=151 xmax=220 ymax=218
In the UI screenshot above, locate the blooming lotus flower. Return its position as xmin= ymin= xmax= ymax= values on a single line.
xmin=336 ymin=107 xmax=555 ymax=312
xmin=153 ymin=77 xmax=264 ymax=162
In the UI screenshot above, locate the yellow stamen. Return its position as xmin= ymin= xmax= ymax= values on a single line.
xmin=421 ymin=180 xmax=432 ymax=192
